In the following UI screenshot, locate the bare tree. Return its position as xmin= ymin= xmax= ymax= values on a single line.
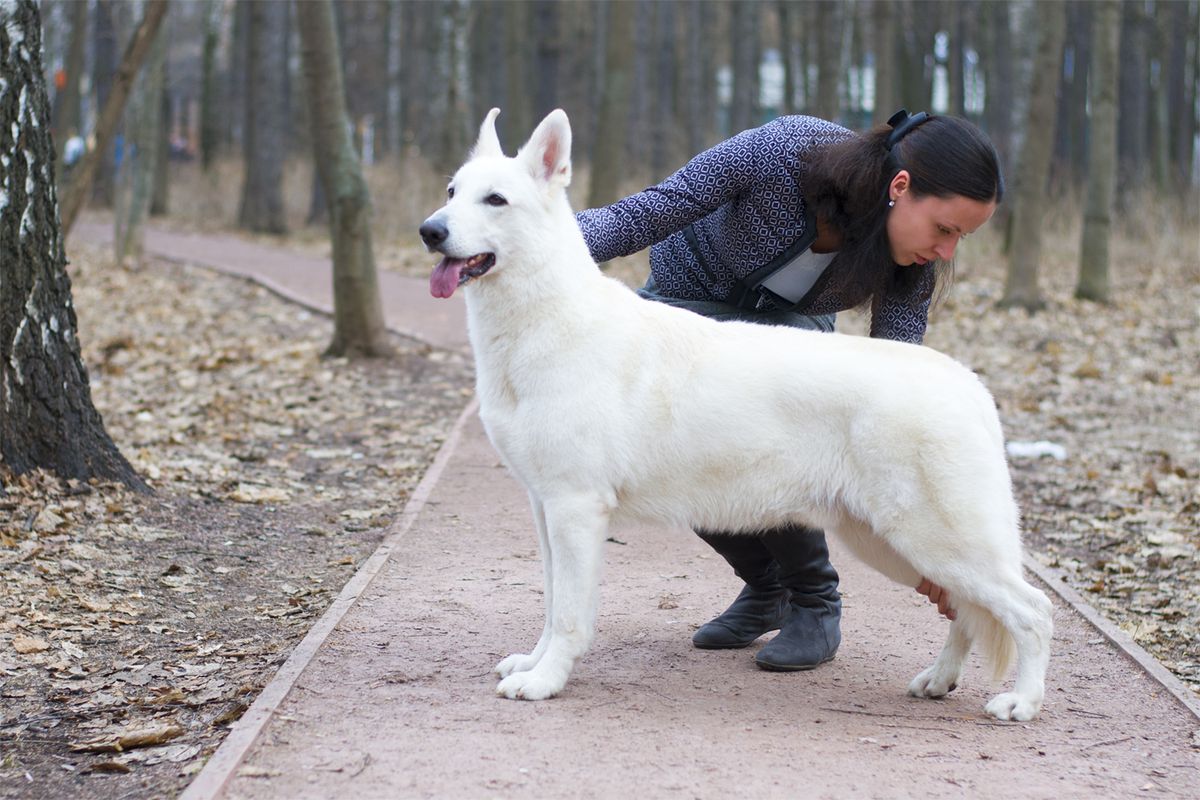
xmin=58 ymin=0 xmax=169 ymax=237
xmin=1076 ymin=0 xmax=1120 ymax=303
xmin=1 ymin=0 xmax=143 ymax=488
xmin=999 ymin=0 xmax=1066 ymax=312
xmin=238 ymin=0 xmax=289 ymax=234
xmin=294 ymin=0 xmax=391 ymax=359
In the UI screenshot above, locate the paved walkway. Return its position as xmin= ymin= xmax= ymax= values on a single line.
xmin=68 ymin=222 xmax=1200 ymax=799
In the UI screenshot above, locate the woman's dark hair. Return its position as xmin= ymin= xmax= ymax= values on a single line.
xmin=802 ymin=114 xmax=1003 ymax=312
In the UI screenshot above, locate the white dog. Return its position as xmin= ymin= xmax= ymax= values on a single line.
xmin=420 ymin=108 xmax=1053 ymax=721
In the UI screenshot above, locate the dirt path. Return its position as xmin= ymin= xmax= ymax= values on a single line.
xmin=68 ymin=219 xmax=1200 ymax=799
xmin=201 ymin=412 xmax=1199 ymax=799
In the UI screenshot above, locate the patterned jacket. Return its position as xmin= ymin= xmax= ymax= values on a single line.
xmin=575 ymin=115 xmax=936 ymax=344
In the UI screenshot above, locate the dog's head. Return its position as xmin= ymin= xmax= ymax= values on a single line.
xmin=420 ymin=108 xmax=573 ymax=298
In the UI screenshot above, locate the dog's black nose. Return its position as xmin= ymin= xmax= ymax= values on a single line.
xmin=419 ymin=219 xmax=448 ymax=249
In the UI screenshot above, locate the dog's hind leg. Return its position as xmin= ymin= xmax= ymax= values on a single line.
xmin=496 ymin=493 xmax=554 ymax=678
xmin=496 ymin=492 xmax=610 ymax=700
xmin=976 ymin=576 xmax=1053 ymax=721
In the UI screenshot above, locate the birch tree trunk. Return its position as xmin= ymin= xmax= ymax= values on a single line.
xmin=0 ymin=0 xmax=143 ymax=488
xmin=294 ymin=0 xmax=391 ymax=359
xmin=999 ymin=0 xmax=1066 ymax=312
xmin=1076 ymin=0 xmax=1120 ymax=303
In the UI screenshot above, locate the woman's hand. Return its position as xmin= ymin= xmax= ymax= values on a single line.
xmin=916 ymin=578 xmax=956 ymax=620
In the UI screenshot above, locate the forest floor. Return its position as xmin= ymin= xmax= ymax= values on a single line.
xmin=1 ymin=189 xmax=1198 ymax=799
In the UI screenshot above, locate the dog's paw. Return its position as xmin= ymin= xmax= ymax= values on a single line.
xmin=495 ymin=653 xmax=539 ymax=678
xmin=907 ymin=665 xmax=959 ymax=699
xmin=495 ymin=668 xmax=565 ymax=701
xmin=985 ymin=692 xmax=1040 ymax=722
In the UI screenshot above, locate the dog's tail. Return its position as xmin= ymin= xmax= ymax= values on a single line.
xmin=957 ymin=602 xmax=1017 ymax=683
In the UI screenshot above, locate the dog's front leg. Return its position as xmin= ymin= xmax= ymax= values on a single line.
xmin=496 ymin=493 xmax=609 ymax=700
xmin=496 ymin=493 xmax=554 ymax=678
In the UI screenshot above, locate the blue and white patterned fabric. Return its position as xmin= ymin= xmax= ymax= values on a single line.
xmin=576 ymin=115 xmax=936 ymax=344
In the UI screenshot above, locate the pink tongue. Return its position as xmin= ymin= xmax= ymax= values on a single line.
xmin=430 ymin=257 xmax=466 ymax=298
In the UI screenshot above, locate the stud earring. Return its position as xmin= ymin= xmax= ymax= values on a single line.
xmin=888 ymin=199 xmax=895 ymax=208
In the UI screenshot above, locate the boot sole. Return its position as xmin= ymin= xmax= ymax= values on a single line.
xmin=754 ymin=652 xmax=837 ymax=672
xmin=692 ymin=639 xmax=758 ymax=650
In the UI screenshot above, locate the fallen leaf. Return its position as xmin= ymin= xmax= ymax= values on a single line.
xmin=12 ymin=635 xmax=51 ymax=654
xmin=70 ymin=723 xmax=185 ymax=753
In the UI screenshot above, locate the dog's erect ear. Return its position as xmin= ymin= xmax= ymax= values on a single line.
xmin=517 ymin=109 xmax=572 ymax=190
xmin=470 ymin=108 xmax=504 ymax=160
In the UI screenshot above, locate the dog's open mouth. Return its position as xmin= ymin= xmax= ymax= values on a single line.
xmin=430 ymin=253 xmax=496 ymax=298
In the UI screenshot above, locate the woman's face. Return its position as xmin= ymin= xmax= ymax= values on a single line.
xmin=885 ymin=170 xmax=997 ymax=266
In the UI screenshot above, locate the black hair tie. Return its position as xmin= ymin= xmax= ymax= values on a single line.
xmin=886 ymin=109 xmax=930 ymax=150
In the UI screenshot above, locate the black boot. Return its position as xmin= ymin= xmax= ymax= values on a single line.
xmin=753 ymin=528 xmax=842 ymax=671
xmin=691 ymin=533 xmax=792 ymax=649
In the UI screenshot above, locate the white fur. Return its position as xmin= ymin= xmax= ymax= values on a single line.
xmin=421 ymin=109 xmax=1053 ymax=721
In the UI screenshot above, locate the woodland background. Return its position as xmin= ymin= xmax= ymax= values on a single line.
xmin=0 ymin=1 xmax=1197 ymax=797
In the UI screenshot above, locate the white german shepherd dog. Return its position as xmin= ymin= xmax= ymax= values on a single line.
xmin=420 ymin=109 xmax=1053 ymax=721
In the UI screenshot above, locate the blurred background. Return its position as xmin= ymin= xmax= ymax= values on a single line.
xmin=40 ymin=0 xmax=1200 ymax=286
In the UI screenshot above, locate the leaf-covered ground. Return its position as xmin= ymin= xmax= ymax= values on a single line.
xmin=0 ymin=246 xmax=473 ymax=798
xmin=1 ymin=198 xmax=1197 ymax=799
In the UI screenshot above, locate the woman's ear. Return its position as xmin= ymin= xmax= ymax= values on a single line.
xmin=889 ymin=169 xmax=911 ymax=201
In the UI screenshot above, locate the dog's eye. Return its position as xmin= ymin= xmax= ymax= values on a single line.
xmin=485 ymin=193 xmax=508 ymax=207
xmin=447 ymin=186 xmax=455 ymax=199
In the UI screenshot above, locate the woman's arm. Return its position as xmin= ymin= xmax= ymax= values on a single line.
xmin=576 ymin=123 xmax=779 ymax=263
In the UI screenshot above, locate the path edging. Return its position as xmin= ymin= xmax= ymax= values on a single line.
xmin=178 ymin=398 xmax=479 ymax=800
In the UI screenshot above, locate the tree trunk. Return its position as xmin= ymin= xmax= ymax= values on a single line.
xmin=947 ymin=0 xmax=966 ymax=118
xmin=1147 ymin=4 xmax=1172 ymax=192
xmin=502 ymin=0 xmax=532 ymax=154
xmin=1166 ymin=0 xmax=1196 ymax=189
xmin=51 ymin=0 xmax=87 ymax=164
xmin=238 ymin=0 xmax=289 ymax=234
xmin=587 ymin=0 xmax=635 ymax=211
xmin=294 ymin=0 xmax=391 ymax=359
xmin=1076 ymin=0 xmax=1120 ymax=304
xmin=650 ymin=0 xmax=679 ymax=174
xmin=778 ymin=0 xmax=796 ymax=116
xmin=58 ymin=0 xmax=169 ymax=238
xmin=150 ymin=79 xmax=170 ymax=216
xmin=200 ymin=0 xmax=221 ymax=170
xmin=114 ymin=31 xmax=167 ymax=268
xmin=999 ymin=0 xmax=1066 ymax=312
xmin=1116 ymin=1 xmax=1149 ymax=190
xmin=0 ymin=0 xmax=143 ymax=489
xmin=532 ymin=0 xmax=561 ymax=120
xmin=814 ymin=0 xmax=840 ymax=120
xmin=90 ymin=0 xmax=118 ymax=208
xmin=730 ymin=0 xmax=759 ymax=132
xmin=872 ymin=0 xmax=898 ymax=124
